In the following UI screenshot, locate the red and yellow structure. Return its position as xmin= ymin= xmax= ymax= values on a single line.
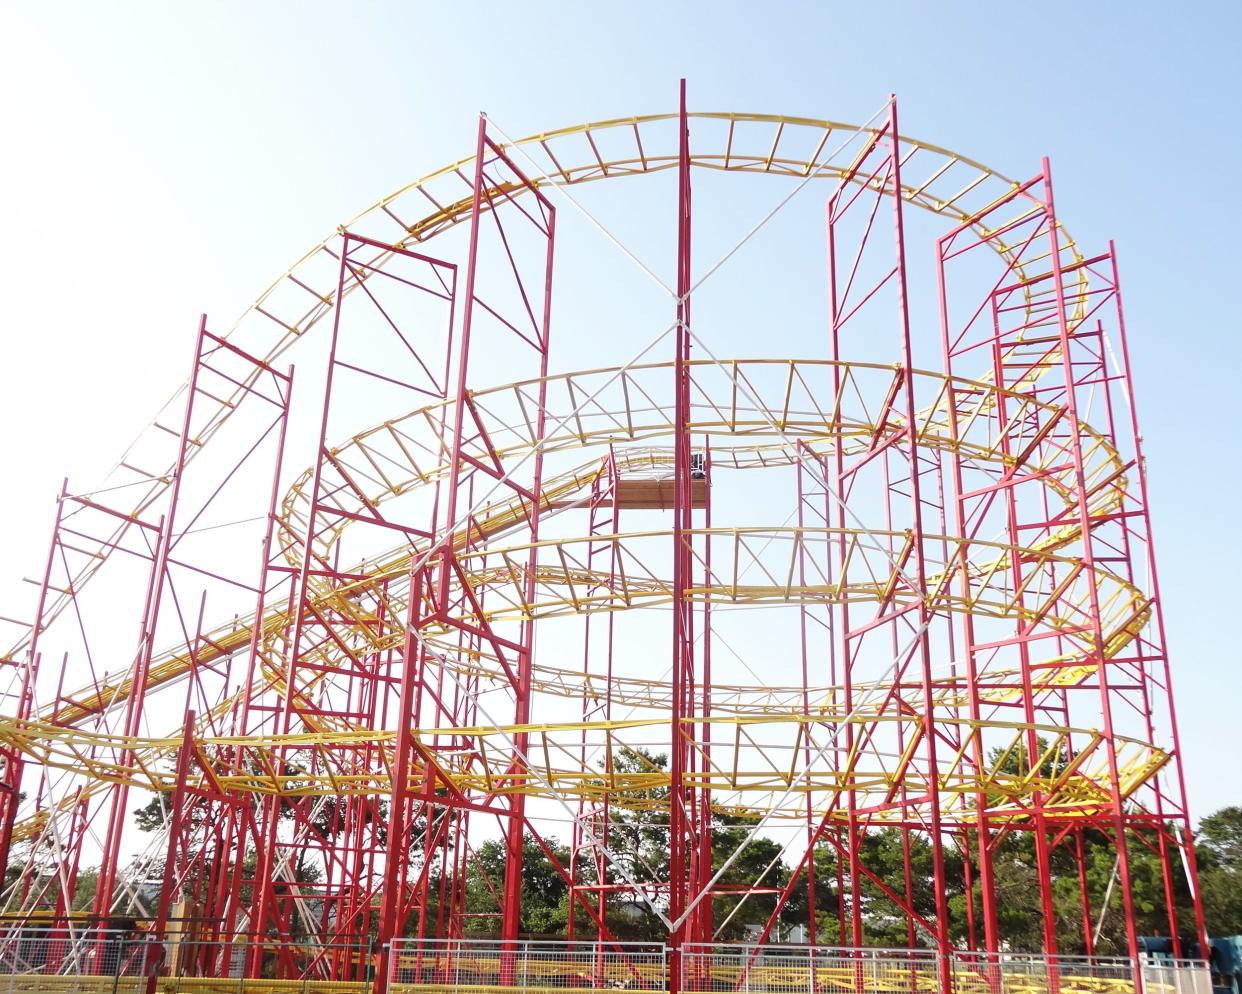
xmin=0 ymin=87 xmax=1205 ymax=992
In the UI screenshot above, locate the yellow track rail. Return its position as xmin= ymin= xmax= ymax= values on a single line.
xmin=0 ymin=710 xmax=1165 ymax=824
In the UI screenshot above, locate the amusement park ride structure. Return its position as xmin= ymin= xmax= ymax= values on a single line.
xmin=0 ymin=84 xmax=1208 ymax=990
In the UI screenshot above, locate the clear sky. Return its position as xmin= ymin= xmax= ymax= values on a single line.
xmin=1 ymin=1 xmax=1239 ymax=820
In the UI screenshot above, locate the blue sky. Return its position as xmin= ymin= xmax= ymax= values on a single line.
xmin=1 ymin=2 xmax=1239 ymax=819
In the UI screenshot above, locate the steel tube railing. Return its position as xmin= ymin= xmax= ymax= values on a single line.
xmin=0 ymin=930 xmax=1213 ymax=994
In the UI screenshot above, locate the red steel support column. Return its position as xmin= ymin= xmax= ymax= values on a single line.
xmin=935 ymin=229 xmax=1002 ymax=955
xmin=220 ymin=360 xmax=294 ymax=940
xmin=1043 ymin=159 xmax=1140 ymax=965
xmin=376 ymin=110 xmax=554 ymax=981
xmin=669 ymin=78 xmax=693 ymax=994
xmin=95 ymin=314 xmax=218 ymax=916
xmin=148 ymin=710 xmax=198 ymax=994
xmin=1107 ymin=244 xmax=1208 ymax=955
xmin=885 ymin=99 xmax=953 ymax=977
xmin=0 ymin=480 xmax=68 ymax=874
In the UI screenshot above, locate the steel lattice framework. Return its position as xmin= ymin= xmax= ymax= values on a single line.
xmin=0 ymin=88 xmax=1206 ymax=991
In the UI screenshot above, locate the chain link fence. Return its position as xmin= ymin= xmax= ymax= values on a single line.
xmin=0 ymin=928 xmax=160 ymax=992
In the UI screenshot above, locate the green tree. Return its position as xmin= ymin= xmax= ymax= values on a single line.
xmin=1197 ymin=807 xmax=1242 ymax=937
xmin=608 ymin=748 xmax=671 ymax=889
xmin=596 ymin=747 xmax=673 ymax=941
xmin=708 ymin=813 xmax=792 ymax=940
xmin=71 ymin=868 xmax=98 ymax=913
xmin=1198 ymin=807 xmax=1242 ymax=869
xmin=463 ymin=833 xmax=571 ymax=936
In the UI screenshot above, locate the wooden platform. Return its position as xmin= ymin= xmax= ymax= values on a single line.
xmin=612 ymin=477 xmax=708 ymax=511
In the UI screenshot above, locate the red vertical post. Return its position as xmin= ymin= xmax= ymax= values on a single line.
xmin=148 ymin=709 xmax=197 ymax=994
xmin=695 ymin=441 xmax=714 ymax=949
xmin=886 ymin=98 xmax=952 ymax=971
xmin=0 ymin=480 xmax=68 ymax=874
xmin=249 ymin=247 xmax=358 ymax=937
xmin=795 ymin=462 xmax=818 ymax=948
xmin=825 ymin=139 xmax=864 ymax=955
xmin=1042 ymin=159 xmax=1140 ymax=966
xmin=95 ymin=315 xmax=212 ymax=919
xmin=669 ymin=78 xmax=694 ymax=994
xmin=377 ymin=565 xmax=429 ymax=958
xmin=374 ymin=109 xmax=553 ymax=983
xmin=934 ymin=226 xmax=1002 ymax=957
xmin=1107 ymin=244 xmax=1209 ymax=957
xmin=219 ymin=363 xmax=294 ymax=941
xmin=499 ymin=142 xmax=556 ymax=952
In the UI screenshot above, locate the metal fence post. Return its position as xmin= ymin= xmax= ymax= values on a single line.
xmin=110 ymin=935 xmax=122 ymax=994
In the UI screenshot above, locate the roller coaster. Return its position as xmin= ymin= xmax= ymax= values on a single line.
xmin=0 ymin=87 xmax=1209 ymax=993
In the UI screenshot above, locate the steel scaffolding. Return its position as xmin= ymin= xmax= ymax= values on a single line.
xmin=0 ymin=87 xmax=1205 ymax=992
